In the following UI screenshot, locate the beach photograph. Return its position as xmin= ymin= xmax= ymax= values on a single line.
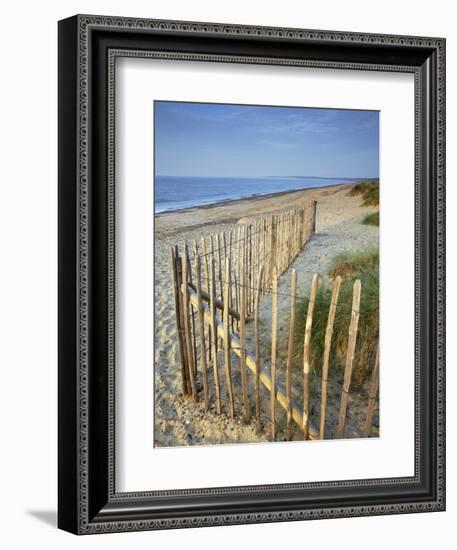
xmin=153 ymin=101 xmax=380 ymax=447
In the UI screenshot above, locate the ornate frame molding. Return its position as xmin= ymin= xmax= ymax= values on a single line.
xmin=58 ymin=14 xmax=445 ymax=534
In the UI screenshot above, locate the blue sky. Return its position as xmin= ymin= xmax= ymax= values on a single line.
xmin=154 ymin=101 xmax=379 ymax=178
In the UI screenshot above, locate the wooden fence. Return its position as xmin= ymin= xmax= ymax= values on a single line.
xmin=170 ymin=201 xmax=379 ymax=440
xmin=186 ymin=201 xmax=317 ymax=321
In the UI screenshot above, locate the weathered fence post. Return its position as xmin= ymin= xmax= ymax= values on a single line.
xmin=337 ymin=279 xmax=362 ymax=439
xmin=247 ymin=224 xmax=252 ymax=315
xmin=269 ymin=216 xmax=277 ymax=287
xmin=270 ymin=267 xmax=278 ymax=440
xmin=195 ymin=254 xmax=210 ymax=410
xmin=363 ymin=345 xmax=380 ymax=437
xmin=171 ymin=247 xmax=189 ymax=395
xmin=310 ymin=200 xmax=317 ymax=236
xmin=239 ymin=259 xmax=250 ymax=423
xmin=236 ymin=226 xmax=241 ymax=328
xmin=223 ymin=257 xmax=235 ymax=417
xmin=286 ymin=269 xmax=297 ymax=439
xmin=210 ymin=258 xmax=222 ymax=414
xmin=303 ymin=273 xmax=319 ymax=439
xmin=182 ymin=248 xmax=198 ymax=402
xmin=216 ymin=233 xmax=223 ymax=302
xmin=320 ymin=275 xmax=342 ymax=439
xmin=254 ymin=266 xmax=264 ymax=430
xmin=184 ymin=243 xmax=198 ymax=374
xmin=201 ymin=236 xmax=212 ymax=362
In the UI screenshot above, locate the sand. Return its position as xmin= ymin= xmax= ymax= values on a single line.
xmin=154 ymin=184 xmax=379 ymax=447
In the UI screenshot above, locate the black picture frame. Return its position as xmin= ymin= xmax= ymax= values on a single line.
xmin=58 ymin=14 xmax=446 ymax=534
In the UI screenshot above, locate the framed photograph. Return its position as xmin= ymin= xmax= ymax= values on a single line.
xmin=58 ymin=14 xmax=445 ymax=534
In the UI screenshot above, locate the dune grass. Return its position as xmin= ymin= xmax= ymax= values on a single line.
xmin=362 ymin=211 xmax=379 ymax=226
xmin=290 ymin=249 xmax=379 ymax=392
xmin=348 ymin=180 xmax=379 ymax=207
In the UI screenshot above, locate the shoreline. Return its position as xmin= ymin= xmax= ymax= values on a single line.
xmin=154 ymin=183 xmax=353 ymax=240
xmin=155 ymin=182 xmax=351 ymax=217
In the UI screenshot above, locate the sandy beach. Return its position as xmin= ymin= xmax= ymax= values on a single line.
xmin=154 ymin=183 xmax=379 ymax=447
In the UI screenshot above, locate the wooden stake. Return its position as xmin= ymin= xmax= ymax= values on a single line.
xmin=201 ymin=236 xmax=209 ymax=292
xmin=310 ymin=200 xmax=317 ymax=236
xmin=228 ymin=231 xmax=235 ymax=332
xmin=269 ymin=216 xmax=276 ymax=286
xmin=230 ymin=264 xmax=234 ymax=333
xmin=210 ymin=234 xmax=215 ymax=261
xmin=248 ymin=224 xmax=253 ymax=314
xmin=319 ymin=275 xmax=342 ymax=439
xmin=201 ymin=237 xmax=212 ymax=362
xmin=171 ymin=247 xmax=189 ymax=395
xmin=234 ymin=271 xmax=239 ymax=332
xmin=363 ymin=345 xmax=380 ymax=437
xmin=215 ymin=234 xmax=223 ymax=350
xmin=216 ymin=233 xmax=223 ymax=302
xmin=254 ymin=266 xmax=264 ymax=429
xmin=242 ymin=225 xmax=247 ymax=316
xmin=185 ymin=243 xmax=198 ymax=374
xmin=239 ymin=263 xmax=249 ymax=423
xmin=270 ymin=267 xmax=278 ymax=440
xmin=303 ymin=273 xmax=319 ymax=439
xmin=286 ymin=269 xmax=297 ymax=439
xmin=176 ymin=252 xmax=190 ymax=394
xmin=236 ymin=226 xmax=241 ymax=329
xmin=299 ymin=208 xmax=305 ymax=248
xmin=210 ymin=258 xmax=222 ymax=414
xmin=182 ymin=249 xmax=198 ymax=402
xmin=223 ymin=258 xmax=235 ymax=417
xmin=221 ymin=231 xmax=227 ymax=274
xmin=287 ymin=214 xmax=292 ymax=266
xmin=195 ymin=254 xmax=210 ymax=410
xmin=337 ymin=279 xmax=362 ymax=439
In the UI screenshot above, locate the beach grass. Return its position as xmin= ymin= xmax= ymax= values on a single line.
xmin=291 ymin=249 xmax=379 ymax=392
xmin=348 ymin=180 xmax=379 ymax=207
xmin=362 ymin=211 xmax=379 ymax=226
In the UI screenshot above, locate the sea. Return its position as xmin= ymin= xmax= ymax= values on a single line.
xmin=155 ymin=176 xmax=359 ymax=214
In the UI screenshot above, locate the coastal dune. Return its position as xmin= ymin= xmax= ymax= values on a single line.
xmin=154 ymin=183 xmax=378 ymax=447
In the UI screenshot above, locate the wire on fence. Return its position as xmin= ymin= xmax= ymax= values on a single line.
xmin=194 ymin=272 xmax=380 ymax=310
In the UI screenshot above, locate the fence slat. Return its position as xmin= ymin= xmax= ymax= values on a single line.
xmin=234 ymin=271 xmax=239 ymax=332
xmin=185 ymin=282 xmax=240 ymax=319
xmin=182 ymin=249 xmax=198 ymax=402
xmin=320 ymin=275 xmax=342 ymax=439
xmin=176 ymin=251 xmax=191 ymax=394
xmin=201 ymin=236 xmax=212 ymax=362
xmin=270 ymin=267 xmax=278 ymax=440
xmin=337 ymin=279 xmax=362 ymax=439
xmin=269 ymin=216 xmax=276 ymax=286
xmin=210 ymin=258 xmax=222 ymax=414
xmin=303 ymin=273 xmax=319 ymax=439
xmin=363 ymin=345 xmax=380 ymax=437
xmin=286 ymin=269 xmax=297 ymax=439
xmin=223 ymin=257 xmax=235 ymax=417
xmin=216 ymin=233 xmax=223 ymax=302
xmin=195 ymin=254 xmax=210 ymax=410
xmin=239 ymin=261 xmax=249 ymax=423
xmin=171 ymin=247 xmax=189 ymax=395
xmin=185 ymin=243 xmax=198 ymax=374
xmin=254 ymin=266 xmax=264 ymax=430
